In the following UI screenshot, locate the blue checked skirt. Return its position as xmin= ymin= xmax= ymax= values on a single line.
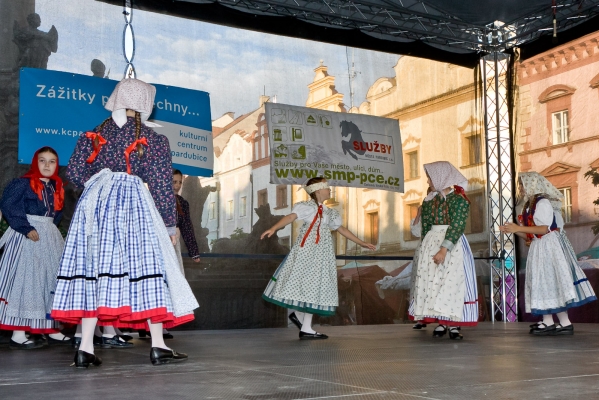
xmin=51 ymin=169 xmax=199 ymax=329
xmin=0 ymin=216 xmax=64 ymax=333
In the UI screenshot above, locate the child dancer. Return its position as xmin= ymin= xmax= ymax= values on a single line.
xmin=51 ymin=78 xmax=199 ymax=367
xmin=173 ymin=169 xmax=201 ymax=273
xmin=261 ymin=177 xmax=376 ymax=339
xmin=409 ymin=161 xmax=478 ymax=340
xmin=0 ymin=147 xmax=71 ymax=349
xmin=500 ymin=172 xmax=596 ymax=335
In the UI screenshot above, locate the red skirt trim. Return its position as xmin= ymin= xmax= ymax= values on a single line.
xmin=0 ymin=323 xmax=59 ymax=334
xmin=408 ymin=315 xmax=478 ymax=327
xmin=51 ymin=306 xmax=195 ymax=329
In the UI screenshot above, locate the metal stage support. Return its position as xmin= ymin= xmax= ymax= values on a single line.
xmin=482 ymin=52 xmax=518 ymax=323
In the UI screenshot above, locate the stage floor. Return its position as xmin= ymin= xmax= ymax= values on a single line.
xmin=1 ymin=322 xmax=599 ymax=399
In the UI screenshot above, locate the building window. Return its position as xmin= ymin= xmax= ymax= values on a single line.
xmin=465 ymin=191 xmax=484 ymax=234
xmin=463 ymin=134 xmax=482 ymax=166
xmin=552 ymin=110 xmax=569 ymax=144
xmin=364 ymin=211 xmax=379 ymax=246
xmin=227 ymin=200 xmax=234 ymax=220
xmin=257 ymin=189 xmax=268 ymax=207
xmin=404 ymin=203 xmax=421 ymax=241
xmin=240 ymin=196 xmax=247 ymax=217
xmin=209 ymin=202 xmax=216 ymax=220
xmin=559 ymin=187 xmax=572 ymax=223
xmin=254 ymin=140 xmax=260 ymax=161
xmin=405 ymin=151 xmax=419 ymax=180
xmin=276 ymin=185 xmax=288 ymax=208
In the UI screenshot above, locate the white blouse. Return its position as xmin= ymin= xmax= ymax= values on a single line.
xmin=531 ymin=198 xmax=562 ymax=231
xmin=291 ymin=201 xmax=342 ymax=230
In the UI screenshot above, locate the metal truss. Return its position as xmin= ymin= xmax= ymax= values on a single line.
xmin=209 ymin=0 xmax=599 ymax=53
xmin=482 ymin=53 xmax=518 ymax=322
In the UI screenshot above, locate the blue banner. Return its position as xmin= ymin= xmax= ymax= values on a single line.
xmin=18 ymin=68 xmax=213 ymax=177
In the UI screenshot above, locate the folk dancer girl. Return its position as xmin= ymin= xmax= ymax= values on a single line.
xmin=409 ymin=161 xmax=478 ymax=340
xmin=0 ymin=147 xmax=71 ymax=349
xmin=500 ymin=172 xmax=596 ymax=335
xmin=173 ymin=169 xmax=201 ymax=274
xmin=261 ymin=177 xmax=376 ymax=339
xmin=51 ymin=78 xmax=199 ymax=367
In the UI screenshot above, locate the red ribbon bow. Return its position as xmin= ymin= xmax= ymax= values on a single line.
xmin=85 ymin=131 xmax=107 ymax=163
xmin=124 ymin=137 xmax=148 ymax=174
xmin=453 ymin=185 xmax=470 ymax=203
xmin=300 ymin=204 xmax=323 ymax=247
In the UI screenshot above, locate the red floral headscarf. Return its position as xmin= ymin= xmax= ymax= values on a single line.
xmin=21 ymin=147 xmax=64 ymax=211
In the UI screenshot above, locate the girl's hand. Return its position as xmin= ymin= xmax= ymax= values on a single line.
xmin=27 ymin=230 xmax=39 ymax=242
xmin=432 ymin=247 xmax=448 ymax=265
xmin=261 ymin=229 xmax=276 ymax=239
xmin=192 ymin=257 xmax=201 ymax=263
xmin=500 ymin=222 xmax=520 ymax=234
xmin=413 ymin=206 xmax=422 ymax=224
xmin=360 ymin=242 xmax=377 ymax=251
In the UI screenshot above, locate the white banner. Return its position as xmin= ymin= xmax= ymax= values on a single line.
xmin=267 ymin=103 xmax=403 ymax=192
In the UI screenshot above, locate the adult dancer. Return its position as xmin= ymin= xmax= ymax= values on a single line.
xmin=500 ymin=172 xmax=596 ymax=335
xmin=261 ymin=177 xmax=376 ymax=339
xmin=51 ymin=78 xmax=199 ymax=367
xmin=408 ymin=161 xmax=478 ymax=340
xmin=0 ymin=147 xmax=71 ymax=349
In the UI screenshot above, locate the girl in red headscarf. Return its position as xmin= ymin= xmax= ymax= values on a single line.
xmin=0 ymin=146 xmax=71 ymax=349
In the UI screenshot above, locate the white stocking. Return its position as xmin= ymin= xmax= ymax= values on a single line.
xmin=80 ymin=317 xmax=98 ymax=354
xmin=149 ymin=321 xmax=169 ymax=350
xmin=103 ymin=325 xmax=117 ymax=337
xmin=542 ymin=314 xmax=554 ymax=326
xmin=48 ymin=332 xmax=69 ymax=340
xmin=556 ymin=311 xmax=571 ymax=327
xmin=301 ymin=313 xmax=315 ymax=334
xmin=11 ymin=330 xmax=31 ymax=344
xmin=294 ymin=311 xmax=305 ymax=323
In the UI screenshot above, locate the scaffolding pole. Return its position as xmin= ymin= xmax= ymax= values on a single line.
xmin=483 ymin=52 xmax=518 ymax=322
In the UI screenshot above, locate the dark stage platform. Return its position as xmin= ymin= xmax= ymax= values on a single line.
xmin=1 ymin=322 xmax=599 ymax=399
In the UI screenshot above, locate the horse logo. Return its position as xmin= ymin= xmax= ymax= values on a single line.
xmin=340 ymin=120 xmax=365 ymax=160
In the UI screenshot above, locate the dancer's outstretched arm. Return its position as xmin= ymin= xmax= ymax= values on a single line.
xmin=336 ymin=226 xmax=377 ymax=251
xmin=261 ymin=214 xmax=298 ymax=239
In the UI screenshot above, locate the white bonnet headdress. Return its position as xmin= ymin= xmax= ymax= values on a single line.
xmin=104 ymin=78 xmax=161 ymax=128
xmin=423 ymin=161 xmax=467 ymax=201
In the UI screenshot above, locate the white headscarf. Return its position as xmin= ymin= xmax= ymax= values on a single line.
xmin=518 ymin=172 xmax=563 ymax=212
xmin=104 ymin=78 xmax=161 ymax=128
xmin=423 ymin=161 xmax=468 ymax=202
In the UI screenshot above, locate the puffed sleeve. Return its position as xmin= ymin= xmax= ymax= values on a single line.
xmin=179 ymin=196 xmax=200 ymax=258
xmin=328 ymin=209 xmax=342 ymax=230
xmin=291 ymin=202 xmax=315 ymax=222
xmin=533 ymin=199 xmax=554 ymax=229
xmin=66 ymin=133 xmax=94 ymax=189
xmin=145 ymin=133 xmax=177 ymax=231
xmin=410 ymin=218 xmax=422 ymax=238
xmin=0 ymin=179 xmax=35 ymax=236
xmin=442 ymin=194 xmax=469 ymax=251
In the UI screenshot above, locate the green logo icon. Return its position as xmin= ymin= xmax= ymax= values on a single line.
xmin=274 ymin=144 xmax=288 ymax=158
xmin=305 ymin=114 xmax=317 ymax=125
xmin=291 ymin=127 xmax=303 ymax=141
xmin=290 ymin=145 xmax=306 ymax=160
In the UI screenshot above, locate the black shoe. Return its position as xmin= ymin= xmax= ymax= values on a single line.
xmin=432 ymin=326 xmax=447 ymax=338
xmin=93 ymin=335 xmax=103 ymax=346
xmin=72 ymin=337 xmax=81 ymax=349
xmin=531 ymin=323 xmax=556 ymax=336
xmin=163 ymin=333 xmax=174 ymax=340
xmin=99 ymin=336 xmax=134 ymax=349
xmin=150 ymin=347 xmax=188 ymax=365
xmin=555 ymin=324 xmax=574 ymax=336
xmin=299 ymin=331 xmax=328 ymax=340
xmin=74 ymin=350 xmax=102 ymax=368
xmin=118 ymin=334 xmax=133 ymax=342
xmin=448 ymin=328 xmax=463 ymax=340
xmin=138 ymin=330 xmax=150 ymax=339
xmin=529 ymin=322 xmax=541 ymax=329
xmin=289 ymin=312 xmax=303 ymax=330
xmin=412 ymin=323 xmax=427 ymax=330
xmin=9 ymin=339 xmax=45 ymax=350
xmin=47 ymin=336 xmax=72 ymax=345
